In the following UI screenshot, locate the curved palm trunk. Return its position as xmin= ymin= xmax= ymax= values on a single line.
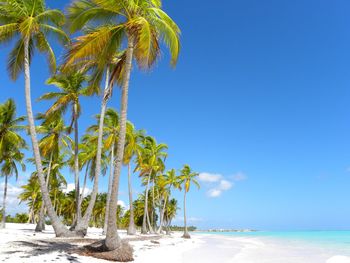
xmin=79 ymin=163 xmax=89 ymax=208
xmin=23 ymin=37 xmax=71 ymax=237
xmin=1 ymin=175 xmax=8 ymax=228
xmin=103 ymin=142 xmax=115 ymax=234
xmin=157 ymin=194 xmax=167 ymax=234
xmin=127 ymin=163 xmax=136 ymax=235
xmin=104 ymin=36 xmax=134 ymax=251
xmin=141 ymin=173 xmax=151 ymax=234
xmin=35 ymin=152 xmax=54 ymax=232
xmin=182 ymin=190 xmax=190 ymax=238
xmin=75 ymin=69 xmax=111 ymax=234
xmin=151 ymin=178 xmax=155 ymax=229
xmin=73 ymin=109 xmax=81 ymax=226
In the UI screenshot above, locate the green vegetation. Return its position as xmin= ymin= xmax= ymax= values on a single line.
xmin=0 ymin=0 xmax=196 ymax=259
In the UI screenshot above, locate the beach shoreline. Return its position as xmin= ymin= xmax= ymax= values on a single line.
xmin=1 ymin=223 xmax=350 ymax=263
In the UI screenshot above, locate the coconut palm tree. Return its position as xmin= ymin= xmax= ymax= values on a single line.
xmin=163 ymin=198 xmax=179 ymax=234
xmin=157 ymin=169 xmax=180 ymax=233
xmin=19 ymin=173 xmax=41 ymax=224
xmin=0 ymin=146 xmax=26 ymax=228
xmin=179 ymin=165 xmax=199 ymax=238
xmin=35 ymin=116 xmax=70 ymax=231
xmin=66 ymin=0 xmax=180 ymax=251
xmin=136 ymin=136 xmax=167 ymax=234
xmin=123 ymin=123 xmax=144 ymax=235
xmin=38 ymin=70 xmax=91 ymax=227
xmin=0 ymin=98 xmax=26 ymax=228
xmin=0 ymin=0 xmax=72 ymax=237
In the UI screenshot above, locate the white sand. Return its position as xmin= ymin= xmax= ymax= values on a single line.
xmin=1 ymin=223 xmax=350 ymax=263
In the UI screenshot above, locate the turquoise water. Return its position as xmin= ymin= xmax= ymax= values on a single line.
xmin=197 ymin=231 xmax=350 ymax=252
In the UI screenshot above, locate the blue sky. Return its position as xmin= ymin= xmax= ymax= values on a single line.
xmin=1 ymin=0 xmax=350 ymax=230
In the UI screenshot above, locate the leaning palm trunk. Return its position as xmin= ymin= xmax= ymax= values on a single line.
xmin=73 ymin=110 xmax=81 ymax=226
xmin=79 ymin=162 xmax=89 ymax=208
xmin=127 ymin=163 xmax=136 ymax=235
xmin=104 ymin=36 xmax=134 ymax=251
xmin=1 ymin=175 xmax=8 ymax=228
xmin=157 ymin=194 xmax=167 ymax=234
xmin=182 ymin=190 xmax=190 ymax=238
xmin=23 ymin=37 xmax=71 ymax=237
xmin=142 ymin=173 xmax=152 ymax=234
xmin=103 ymin=141 xmax=115 ymax=234
xmin=75 ymin=69 xmax=111 ymax=234
xmin=35 ymin=152 xmax=54 ymax=232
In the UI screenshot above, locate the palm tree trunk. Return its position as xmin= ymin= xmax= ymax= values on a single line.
xmin=75 ymin=68 xmax=111 ymax=235
xmin=151 ymin=178 xmax=155 ymax=229
xmin=35 ymin=151 xmax=53 ymax=232
xmin=127 ymin=163 xmax=136 ymax=235
xmin=142 ymin=173 xmax=151 ymax=234
xmin=74 ymin=108 xmax=81 ymax=224
xmin=182 ymin=190 xmax=190 ymax=238
xmin=157 ymin=194 xmax=167 ymax=234
xmin=79 ymin=161 xmax=89 ymax=208
xmin=1 ymin=175 xmax=8 ymax=228
xmin=104 ymin=36 xmax=134 ymax=251
xmin=103 ymin=142 xmax=115 ymax=234
xmin=23 ymin=37 xmax=70 ymax=237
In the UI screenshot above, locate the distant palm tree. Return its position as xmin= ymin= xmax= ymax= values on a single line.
xmin=179 ymin=165 xmax=200 ymax=238
xmin=38 ymin=70 xmax=91 ymax=226
xmin=19 ymin=174 xmax=41 ymax=224
xmin=35 ymin=116 xmax=70 ymax=231
xmin=0 ymin=0 xmax=71 ymax=237
xmin=136 ymin=136 xmax=167 ymax=234
xmin=123 ymin=123 xmax=144 ymax=235
xmin=66 ymin=0 xmax=180 ymax=251
xmin=0 ymin=99 xmax=26 ymax=228
xmin=157 ymin=169 xmax=180 ymax=233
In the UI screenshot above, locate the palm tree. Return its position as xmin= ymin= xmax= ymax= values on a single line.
xmin=0 ymin=0 xmax=72 ymax=237
xmin=38 ymin=70 xmax=91 ymax=227
xmin=35 ymin=116 xmax=70 ymax=231
xmin=179 ymin=165 xmax=199 ymax=239
xmin=136 ymin=136 xmax=167 ymax=234
xmin=123 ymin=123 xmax=143 ymax=235
xmin=0 ymin=99 xmax=26 ymax=228
xmin=66 ymin=0 xmax=180 ymax=251
xmin=163 ymin=198 xmax=179 ymax=235
xmin=0 ymin=146 xmax=26 ymax=228
xmin=19 ymin=173 xmax=41 ymax=224
xmin=157 ymin=169 xmax=180 ymax=233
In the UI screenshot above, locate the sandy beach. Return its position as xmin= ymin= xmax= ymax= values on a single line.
xmin=1 ymin=224 xmax=350 ymax=263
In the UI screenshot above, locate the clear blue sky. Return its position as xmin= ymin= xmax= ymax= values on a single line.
xmin=1 ymin=0 xmax=350 ymax=230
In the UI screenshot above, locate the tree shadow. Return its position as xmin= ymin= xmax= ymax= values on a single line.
xmin=3 ymin=240 xmax=81 ymax=262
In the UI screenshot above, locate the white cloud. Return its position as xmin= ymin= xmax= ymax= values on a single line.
xmin=198 ymin=172 xmax=222 ymax=183
xmin=232 ymin=172 xmax=247 ymax=181
xmin=173 ymin=216 xmax=203 ymax=223
xmin=0 ymin=182 xmax=27 ymax=215
xmin=63 ymin=183 xmax=91 ymax=196
xmin=207 ymin=189 xmax=222 ymax=197
xmin=118 ymin=200 xmax=126 ymax=208
xmin=219 ymin=180 xmax=233 ymax=190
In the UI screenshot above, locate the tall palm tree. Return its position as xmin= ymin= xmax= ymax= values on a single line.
xmin=0 ymin=98 xmax=26 ymax=228
xmin=0 ymin=0 xmax=72 ymax=237
xmin=179 ymin=165 xmax=199 ymax=238
xmin=136 ymin=136 xmax=167 ymax=234
xmin=66 ymin=0 xmax=180 ymax=251
xmin=123 ymin=123 xmax=143 ymax=235
xmin=0 ymin=146 xmax=26 ymax=228
xmin=157 ymin=169 xmax=180 ymax=233
xmin=35 ymin=116 xmax=70 ymax=231
xmin=38 ymin=70 xmax=91 ymax=226
xmin=19 ymin=173 xmax=41 ymax=224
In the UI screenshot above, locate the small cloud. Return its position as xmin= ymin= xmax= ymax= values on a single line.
xmin=232 ymin=172 xmax=247 ymax=181
xmin=207 ymin=180 xmax=233 ymax=198
xmin=198 ymin=172 xmax=222 ymax=183
xmin=207 ymin=189 xmax=222 ymax=197
xmin=0 ymin=182 xmax=27 ymax=215
xmin=118 ymin=200 xmax=126 ymax=208
xmin=63 ymin=183 xmax=91 ymax=196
